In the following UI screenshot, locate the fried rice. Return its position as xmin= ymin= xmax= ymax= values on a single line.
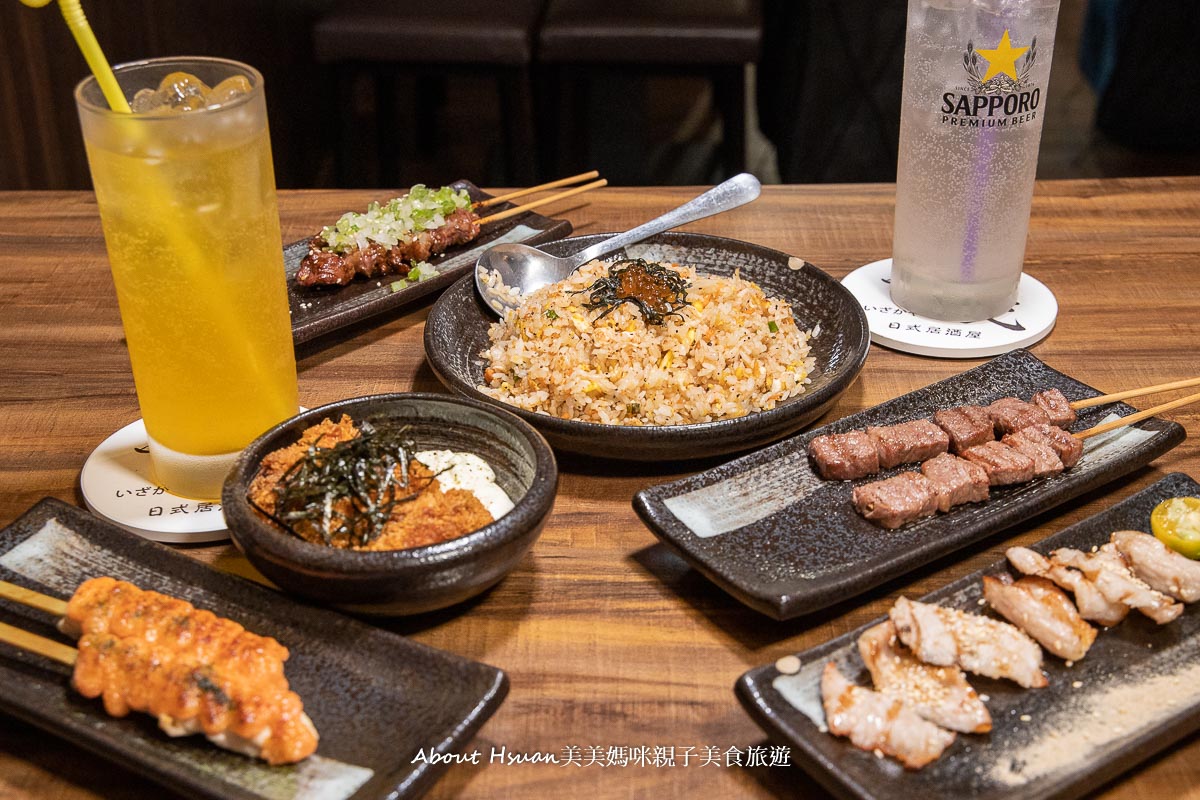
xmin=477 ymin=260 xmax=815 ymax=426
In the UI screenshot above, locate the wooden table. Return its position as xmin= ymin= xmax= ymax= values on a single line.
xmin=1 ymin=179 xmax=1199 ymax=799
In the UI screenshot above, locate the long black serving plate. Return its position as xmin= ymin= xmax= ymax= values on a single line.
xmin=736 ymin=472 xmax=1200 ymax=800
xmin=633 ymin=350 xmax=1186 ymax=619
xmin=0 ymin=498 xmax=507 ymax=800
xmin=287 ymin=180 xmax=572 ymax=344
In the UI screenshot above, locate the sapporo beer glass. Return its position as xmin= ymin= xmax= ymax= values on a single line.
xmin=891 ymin=0 xmax=1061 ymax=321
xmin=76 ymin=58 xmax=298 ymax=500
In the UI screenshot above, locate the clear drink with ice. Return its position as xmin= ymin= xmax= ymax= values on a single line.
xmin=891 ymin=0 xmax=1060 ymax=321
xmin=76 ymin=58 xmax=298 ymax=499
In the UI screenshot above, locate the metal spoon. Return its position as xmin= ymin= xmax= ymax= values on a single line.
xmin=474 ymin=172 xmax=762 ymax=315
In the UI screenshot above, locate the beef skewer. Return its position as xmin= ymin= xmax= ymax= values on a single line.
xmin=850 ymin=391 xmax=1200 ymax=528
xmin=298 ymin=205 xmax=481 ymax=287
xmin=0 ymin=577 xmax=318 ymax=765
xmin=296 ymin=177 xmax=607 ymax=288
xmin=810 ymin=381 xmax=1200 ymax=482
xmin=809 ymin=389 xmax=1074 ymax=481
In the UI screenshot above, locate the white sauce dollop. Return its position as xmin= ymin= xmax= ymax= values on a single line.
xmin=414 ymin=450 xmax=515 ymax=521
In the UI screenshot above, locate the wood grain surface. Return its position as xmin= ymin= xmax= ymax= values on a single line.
xmin=1 ymin=179 xmax=1199 ymax=799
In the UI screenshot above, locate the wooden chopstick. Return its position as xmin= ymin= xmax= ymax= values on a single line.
xmin=477 ymin=178 xmax=608 ymax=226
xmin=0 ymin=620 xmax=76 ymax=666
xmin=0 ymin=580 xmax=68 ymax=616
xmin=473 ymin=170 xmax=601 ymax=209
xmin=1075 ymin=389 xmax=1200 ymax=440
xmin=1071 ymin=377 xmax=1200 ymax=410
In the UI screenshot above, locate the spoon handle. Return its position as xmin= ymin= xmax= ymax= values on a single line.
xmin=566 ymin=173 xmax=762 ymax=269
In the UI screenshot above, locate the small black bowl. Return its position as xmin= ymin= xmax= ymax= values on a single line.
xmin=221 ymin=393 xmax=557 ymax=616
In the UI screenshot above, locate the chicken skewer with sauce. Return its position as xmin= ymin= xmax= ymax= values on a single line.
xmin=4 ymin=577 xmax=319 ymax=765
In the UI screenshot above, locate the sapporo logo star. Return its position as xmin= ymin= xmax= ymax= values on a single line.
xmin=977 ymin=29 xmax=1029 ymax=83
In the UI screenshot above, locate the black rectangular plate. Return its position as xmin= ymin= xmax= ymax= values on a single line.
xmin=633 ymin=350 xmax=1186 ymax=619
xmin=287 ymin=180 xmax=572 ymax=344
xmin=736 ymin=472 xmax=1200 ymax=800
xmin=0 ymin=498 xmax=507 ymax=800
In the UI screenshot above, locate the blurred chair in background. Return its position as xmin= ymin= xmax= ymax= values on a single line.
xmin=757 ymin=0 xmax=907 ymax=183
xmin=312 ymin=0 xmax=544 ymax=187
xmin=1080 ymin=0 xmax=1200 ymax=154
xmin=536 ymin=0 xmax=762 ymax=183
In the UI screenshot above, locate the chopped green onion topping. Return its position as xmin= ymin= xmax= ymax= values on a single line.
xmin=768 ymin=320 xmax=779 ymax=333
xmin=389 ymin=280 xmax=406 ymax=293
xmin=319 ymin=184 xmax=471 ymax=255
xmin=544 ymin=309 xmax=559 ymax=320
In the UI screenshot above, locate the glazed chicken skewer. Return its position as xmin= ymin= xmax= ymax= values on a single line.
xmin=0 ymin=577 xmax=318 ymax=765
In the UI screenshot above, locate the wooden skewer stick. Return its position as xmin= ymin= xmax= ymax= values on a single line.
xmin=473 ymin=170 xmax=601 ymax=209
xmin=477 ymin=179 xmax=608 ymax=226
xmin=1071 ymin=377 xmax=1200 ymax=410
xmin=1075 ymin=389 xmax=1200 ymax=440
xmin=0 ymin=580 xmax=68 ymax=616
xmin=0 ymin=621 xmax=76 ymax=666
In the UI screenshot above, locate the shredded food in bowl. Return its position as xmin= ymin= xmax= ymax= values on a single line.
xmin=478 ymin=259 xmax=815 ymax=426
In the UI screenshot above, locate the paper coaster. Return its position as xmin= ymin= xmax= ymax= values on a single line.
xmin=842 ymin=258 xmax=1058 ymax=358
xmin=80 ymin=419 xmax=230 ymax=544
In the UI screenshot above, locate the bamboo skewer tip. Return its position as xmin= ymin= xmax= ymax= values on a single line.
xmin=477 ymin=178 xmax=608 ymax=227
xmin=1075 ymin=388 xmax=1200 ymax=440
xmin=473 ymin=170 xmax=601 ymax=209
xmin=0 ymin=579 xmax=68 ymax=616
xmin=1070 ymin=376 xmax=1200 ymax=410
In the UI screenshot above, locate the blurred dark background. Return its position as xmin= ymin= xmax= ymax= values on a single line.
xmin=2 ymin=0 xmax=1197 ymax=191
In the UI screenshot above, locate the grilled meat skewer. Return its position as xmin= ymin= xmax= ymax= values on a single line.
xmin=820 ymin=662 xmax=956 ymax=770
xmin=1111 ymin=530 xmax=1200 ymax=603
xmin=889 ymin=596 xmax=1048 ymax=688
xmin=297 ymin=206 xmax=480 ymax=287
xmin=61 ymin=577 xmax=318 ymax=765
xmin=983 ymin=574 xmax=1097 ymax=661
xmin=858 ymin=621 xmax=992 ymax=734
xmin=809 ymin=389 xmax=1076 ymax=480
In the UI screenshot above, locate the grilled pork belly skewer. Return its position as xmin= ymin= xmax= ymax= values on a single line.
xmin=1110 ymin=530 xmax=1200 ymax=603
xmin=1005 ymin=546 xmax=1130 ymax=627
xmin=857 ymin=621 xmax=992 ymax=734
xmin=889 ymin=597 xmax=1048 ymax=688
xmin=1051 ymin=545 xmax=1183 ymax=625
xmin=982 ymin=574 xmax=1097 ymax=661
xmin=820 ymin=662 xmax=956 ymax=769
xmin=0 ymin=577 xmax=317 ymax=765
xmin=1007 ymin=543 xmax=1182 ymax=625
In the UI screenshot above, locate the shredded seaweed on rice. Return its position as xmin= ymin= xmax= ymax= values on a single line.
xmin=478 ymin=259 xmax=815 ymax=426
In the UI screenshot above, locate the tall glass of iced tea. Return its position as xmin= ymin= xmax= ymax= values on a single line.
xmin=75 ymin=57 xmax=298 ymax=500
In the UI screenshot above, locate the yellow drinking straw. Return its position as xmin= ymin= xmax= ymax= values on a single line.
xmin=20 ymin=0 xmax=130 ymax=112
xmin=19 ymin=0 xmax=291 ymax=423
